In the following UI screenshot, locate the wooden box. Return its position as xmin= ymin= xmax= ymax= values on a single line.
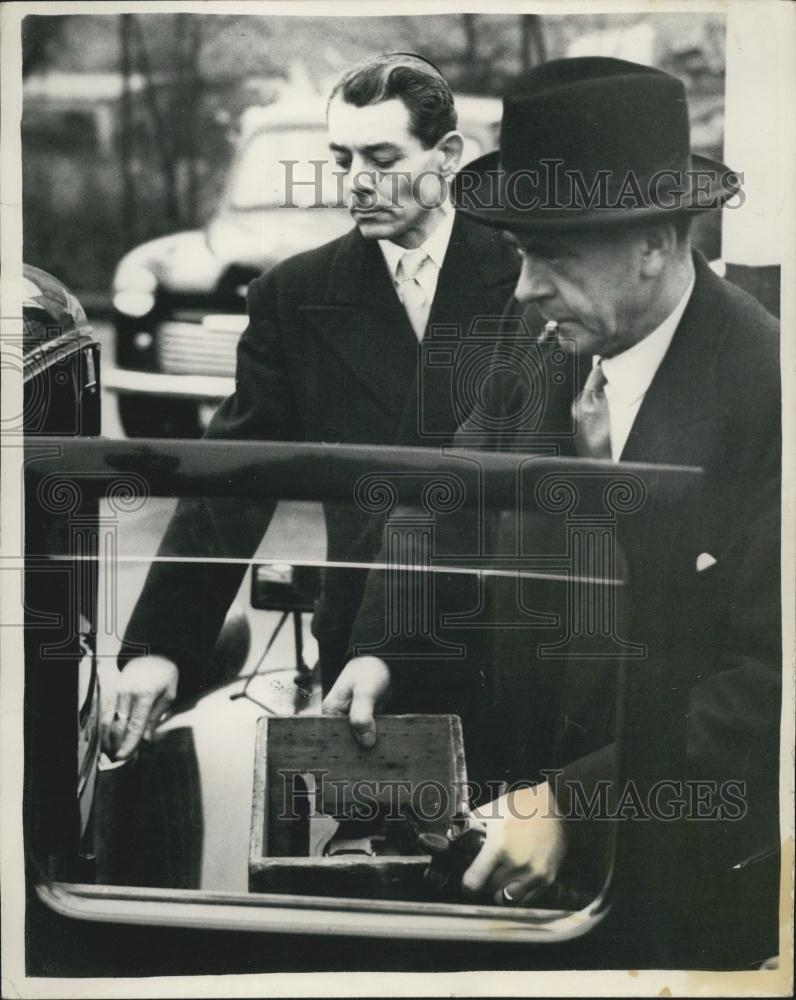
xmin=249 ymin=715 xmax=467 ymax=900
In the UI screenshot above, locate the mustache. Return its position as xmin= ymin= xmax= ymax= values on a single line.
xmin=349 ymin=195 xmax=394 ymax=212
xmin=351 ymin=204 xmax=390 ymax=213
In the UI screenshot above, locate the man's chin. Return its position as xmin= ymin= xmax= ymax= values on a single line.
xmin=552 ymin=321 xmax=599 ymax=355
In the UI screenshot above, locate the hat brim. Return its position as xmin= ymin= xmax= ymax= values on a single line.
xmin=453 ymin=150 xmax=741 ymax=233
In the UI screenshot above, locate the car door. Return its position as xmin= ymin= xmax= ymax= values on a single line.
xmin=21 ymin=417 xmax=728 ymax=974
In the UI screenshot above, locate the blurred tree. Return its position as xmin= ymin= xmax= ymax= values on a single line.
xmin=119 ymin=14 xmax=215 ymax=231
xmin=175 ymin=14 xmax=203 ymax=224
xmin=130 ymin=14 xmax=181 ymax=227
xmin=22 ymin=15 xmax=66 ymax=77
xmin=458 ymin=14 xmax=500 ymax=92
xmin=463 ymin=14 xmax=478 ymax=66
xmin=520 ymin=14 xmax=546 ymax=72
xmin=119 ymin=14 xmax=135 ymax=244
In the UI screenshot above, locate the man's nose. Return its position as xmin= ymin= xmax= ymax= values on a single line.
xmin=514 ymin=258 xmax=554 ymax=304
xmin=350 ymin=161 xmax=377 ymax=195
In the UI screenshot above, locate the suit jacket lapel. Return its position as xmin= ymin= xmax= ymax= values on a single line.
xmin=306 ymin=227 xmax=418 ymax=419
xmin=406 ymin=214 xmax=499 ymax=444
xmin=419 ymin=213 xmax=528 ymax=439
xmin=621 ymin=253 xmax=730 ymax=467
xmin=309 ymin=214 xmax=522 ymax=435
xmin=395 ymin=213 xmax=524 ymax=445
xmin=428 ymin=212 xmax=520 ymax=327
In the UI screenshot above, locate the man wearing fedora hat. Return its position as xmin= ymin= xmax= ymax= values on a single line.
xmin=327 ymin=57 xmax=780 ymax=950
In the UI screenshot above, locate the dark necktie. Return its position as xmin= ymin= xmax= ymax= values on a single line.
xmin=572 ymin=361 xmax=611 ymax=459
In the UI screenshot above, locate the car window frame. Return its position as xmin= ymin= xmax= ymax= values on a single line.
xmin=23 ymin=436 xmax=701 ymax=942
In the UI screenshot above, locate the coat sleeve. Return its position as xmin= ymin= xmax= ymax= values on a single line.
xmin=346 ymin=318 xmax=528 ymax=705
xmin=118 ymin=270 xmax=303 ymax=699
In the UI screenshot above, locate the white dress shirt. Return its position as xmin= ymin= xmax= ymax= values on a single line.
xmin=378 ymin=202 xmax=456 ymax=340
xmin=599 ymin=274 xmax=695 ymax=460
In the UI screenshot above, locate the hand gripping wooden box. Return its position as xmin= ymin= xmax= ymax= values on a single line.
xmin=249 ymin=715 xmax=467 ymax=900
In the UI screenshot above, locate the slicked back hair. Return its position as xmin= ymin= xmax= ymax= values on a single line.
xmin=328 ymin=53 xmax=457 ymax=149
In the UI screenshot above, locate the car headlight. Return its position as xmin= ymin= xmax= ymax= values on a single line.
xmin=112 ymin=265 xmax=157 ymax=317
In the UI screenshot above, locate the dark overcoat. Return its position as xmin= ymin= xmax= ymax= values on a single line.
xmin=120 ymin=214 xmax=520 ymax=692
xmin=351 ymin=252 xmax=781 ymax=937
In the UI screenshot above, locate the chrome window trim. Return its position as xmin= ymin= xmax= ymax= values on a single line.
xmin=38 ymin=880 xmax=610 ymax=944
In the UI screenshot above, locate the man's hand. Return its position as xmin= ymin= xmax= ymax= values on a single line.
xmin=101 ymin=656 xmax=179 ymax=760
xmin=321 ymin=656 xmax=391 ymax=747
xmin=462 ymin=783 xmax=566 ymax=905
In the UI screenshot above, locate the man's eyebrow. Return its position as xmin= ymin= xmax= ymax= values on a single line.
xmin=328 ymin=141 xmax=405 ymax=155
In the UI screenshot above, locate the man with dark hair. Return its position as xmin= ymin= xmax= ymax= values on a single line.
xmin=329 ymin=58 xmax=780 ymax=955
xmin=329 ymin=52 xmax=458 ymax=149
xmin=105 ymin=53 xmax=520 ymax=758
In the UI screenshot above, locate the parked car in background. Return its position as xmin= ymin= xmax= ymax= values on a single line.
xmin=105 ymin=95 xmax=502 ymax=438
xmin=21 ymin=266 xmax=102 ymax=900
xmin=21 ymin=264 xmax=101 ymax=439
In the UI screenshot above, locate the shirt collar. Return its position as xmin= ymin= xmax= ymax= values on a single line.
xmin=599 ymin=273 xmax=695 ymax=404
xmin=379 ymin=200 xmax=455 ymax=280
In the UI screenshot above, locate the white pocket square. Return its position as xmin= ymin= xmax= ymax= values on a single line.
xmin=696 ymin=552 xmax=717 ymax=572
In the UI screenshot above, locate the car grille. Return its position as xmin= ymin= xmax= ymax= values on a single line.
xmin=157 ymin=317 xmax=246 ymax=377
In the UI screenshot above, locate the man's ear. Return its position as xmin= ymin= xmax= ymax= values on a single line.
xmin=435 ymin=130 xmax=465 ymax=176
xmin=639 ymin=221 xmax=677 ymax=278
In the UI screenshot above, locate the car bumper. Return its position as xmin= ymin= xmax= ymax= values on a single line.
xmin=103 ymin=365 xmax=235 ymax=402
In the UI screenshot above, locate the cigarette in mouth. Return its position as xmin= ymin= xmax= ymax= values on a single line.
xmin=542 ymin=321 xmax=559 ymax=340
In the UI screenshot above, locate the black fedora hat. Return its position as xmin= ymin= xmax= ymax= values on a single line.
xmin=453 ymin=57 xmax=741 ymax=232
